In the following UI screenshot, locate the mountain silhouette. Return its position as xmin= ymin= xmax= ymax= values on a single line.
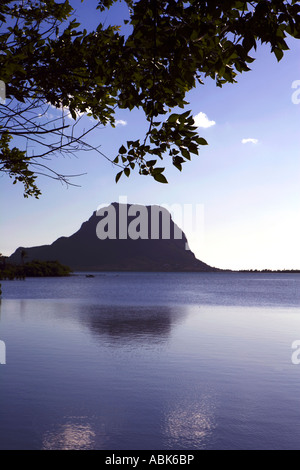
xmin=9 ymin=203 xmax=217 ymax=272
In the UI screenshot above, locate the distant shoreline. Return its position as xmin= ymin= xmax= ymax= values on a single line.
xmin=73 ymin=269 xmax=300 ymax=275
xmin=236 ymin=270 xmax=300 ymax=274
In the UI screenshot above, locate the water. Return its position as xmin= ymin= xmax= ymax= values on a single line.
xmin=0 ymin=272 xmax=300 ymax=450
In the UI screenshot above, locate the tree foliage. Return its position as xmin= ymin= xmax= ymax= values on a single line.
xmin=0 ymin=0 xmax=110 ymax=196
xmin=0 ymin=257 xmax=72 ymax=279
xmin=1 ymin=0 xmax=300 ymax=195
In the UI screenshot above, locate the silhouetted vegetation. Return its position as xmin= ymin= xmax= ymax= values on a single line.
xmin=0 ymin=260 xmax=72 ymax=280
xmin=239 ymin=269 xmax=300 ymax=274
xmin=1 ymin=1 xmax=300 ymax=196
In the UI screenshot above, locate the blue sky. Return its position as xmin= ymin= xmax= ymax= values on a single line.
xmin=0 ymin=1 xmax=300 ymax=270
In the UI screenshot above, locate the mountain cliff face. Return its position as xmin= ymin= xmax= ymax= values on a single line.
xmin=9 ymin=203 xmax=217 ymax=272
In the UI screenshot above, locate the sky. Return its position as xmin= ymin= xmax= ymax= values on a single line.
xmin=0 ymin=0 xmax=300 ymax=271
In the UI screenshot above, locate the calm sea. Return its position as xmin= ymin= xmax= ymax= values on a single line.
xmin=0 ymin=272 xmax=300 ymax=450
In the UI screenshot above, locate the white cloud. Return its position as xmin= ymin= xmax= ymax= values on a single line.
xmin=115 ymin=119 xmax=127 ymax=127
xmin=49 ymin=102 xmax=91 ymax=120
xmin=242 ymin=138 xmax=259 ymax=145
xmin=194 ymin=112 xmax=216 ymax=129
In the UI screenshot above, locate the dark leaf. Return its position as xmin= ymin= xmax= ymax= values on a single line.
xmin=115 ymin=171 xmax=122 ymax=183
xmin=196 ymin=137 xmax=208 ymax=146
xmin=153 ymin=173 xmax=168 ymax=184
xmin=119 ymin=145 xmax=127 ymax=155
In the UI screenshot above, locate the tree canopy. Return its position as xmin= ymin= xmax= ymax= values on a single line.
xmin=1 ymin=0 xmax=300 ymax=196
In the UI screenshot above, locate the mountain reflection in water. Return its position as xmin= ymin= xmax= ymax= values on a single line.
xmin=77 ymin=304 xmax=185 ymax=345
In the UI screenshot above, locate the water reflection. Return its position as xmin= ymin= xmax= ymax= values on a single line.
xmin=0 ymin=299 xmax=188 ymax=347
xmin=164 ymin=392 xmax=217 ymax=449
xmin=1 ymin=290 xmax=300 ymax=450
xmin=78 ymin=305 xmax=185 ymax=346
xmin=43 ymin=418 xmax=97 ymax=450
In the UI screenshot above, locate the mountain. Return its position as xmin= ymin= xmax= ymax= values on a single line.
xmin=8 ymin=203 xmax=217 ymax=272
